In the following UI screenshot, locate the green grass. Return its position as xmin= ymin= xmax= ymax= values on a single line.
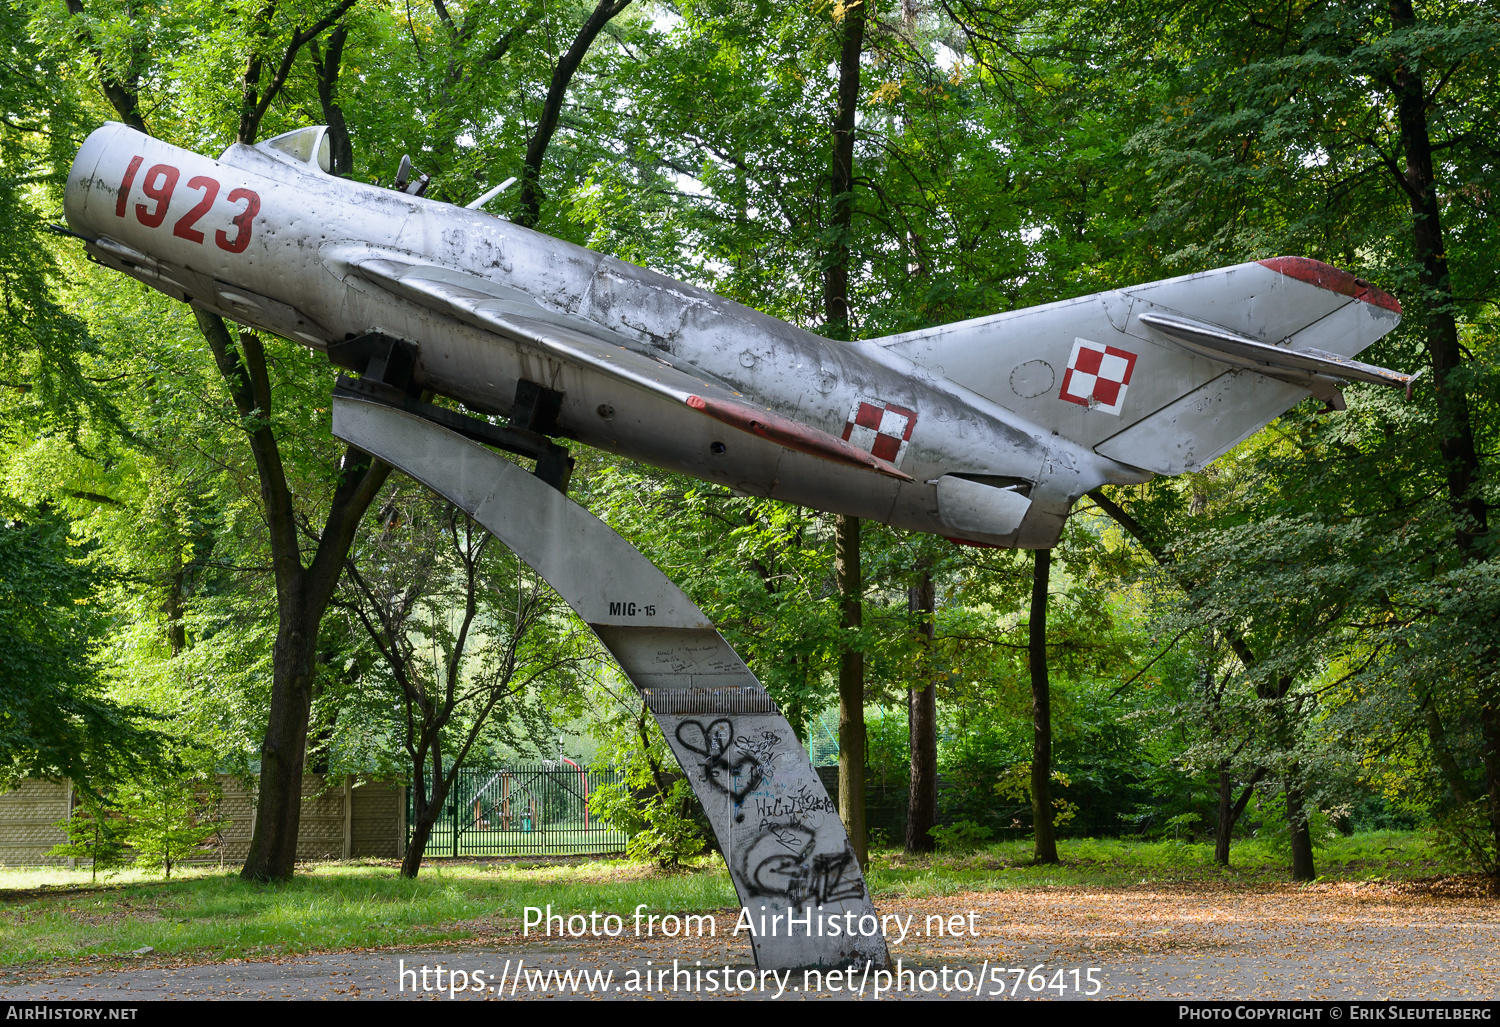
xmin=0 ymin=831 xmax=1462 ymax=967
xmin=867 ymin=830 xmax=1458 ymax=894
xmin=0 ymin=858 xmax=737 ymax=966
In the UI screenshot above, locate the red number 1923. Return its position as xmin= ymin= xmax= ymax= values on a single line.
xmin=116 ymin=158 xmax=259 ymax=254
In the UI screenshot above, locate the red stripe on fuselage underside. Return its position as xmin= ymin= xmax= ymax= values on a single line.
xmin=685 ymin=395 xmax=914 ymax=482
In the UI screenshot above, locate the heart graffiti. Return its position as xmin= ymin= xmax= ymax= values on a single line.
xmin=675 ymin=718 xmax=765 ymax=804
xmin=675 ymin=718 xmax=734 ymax=759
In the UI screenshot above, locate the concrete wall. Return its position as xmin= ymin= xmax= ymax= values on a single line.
xmin=0 ymin=775 xmax=405 ymax=866
xmin=0 ymin=779 xmax=71 ymax=865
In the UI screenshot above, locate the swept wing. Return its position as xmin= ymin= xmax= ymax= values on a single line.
xmin=346 ymin=256 xmax=914 ymax=482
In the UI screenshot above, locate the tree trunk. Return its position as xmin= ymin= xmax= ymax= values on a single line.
xmin=402 ymin=754 xmax=431 ymax=879
xmin=400 ymin=755 xmax=454 ymax=878
xmin=193 ymin=313 xmax=392 ymax=882
xmin=905 ymin=568 xmax=937 ymax=854
xmin=401 ymin=816 xmax=434 ymax=879
xmin=247 ymin=608 xmax=320 ymax=876
xmin=1214 ymin=766 xmax=1235 ymax=866
xmin=836 ymin=513 xmax=867 ymax=867
xmin=823 ymin=0 xmax=866 ymax=339
xmin=164 ymin=563 xmax=186 ymax=655
xmin=1424 ymin=697 xmax=1473 ymax=805
xmin=1388 ymin=0 xmax=1488 ymax=560
xmin=1030 ymin=548 xmax=1059 ymax=864
xmin=825 ymin=0 xmax=868 ymax=868
xmin=238 ymin=481 xmax=389 ymax=881
xmin=1213 ymin=765 xmax=1266 ymax=866
xmin=1387 ymin=0 xmax=1496 ymax=859
xmin=310 ymin=24 xmax=354 ymax=177
xmin=1285 ymin=778 xmax=1316 ymax=882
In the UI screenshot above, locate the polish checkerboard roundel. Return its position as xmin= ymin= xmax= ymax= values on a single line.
xmin=1059 ymin=337 xmax=1137 ymax=416
xmin=842 ymin=397 xmax=917 ymax=468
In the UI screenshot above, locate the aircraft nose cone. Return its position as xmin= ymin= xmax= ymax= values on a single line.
xmin=65 ymin=122 xmax=136 ymax=238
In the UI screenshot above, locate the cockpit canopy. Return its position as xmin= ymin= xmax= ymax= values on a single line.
xmin=259 ymin=125 xmax=332 ymax=173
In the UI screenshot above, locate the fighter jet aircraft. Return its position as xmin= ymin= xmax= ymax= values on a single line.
xmin=62 ymin=123 xmax=1413 ymax=547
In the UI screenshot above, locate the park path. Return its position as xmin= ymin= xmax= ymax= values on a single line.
xmin=1 ymin=884 xmax=1496 ymax=1000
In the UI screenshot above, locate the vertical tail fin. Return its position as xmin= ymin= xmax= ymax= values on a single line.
xmin=879 ymin=258 xmax=1403 ymax=474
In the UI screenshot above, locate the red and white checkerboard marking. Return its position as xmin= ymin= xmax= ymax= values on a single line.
xmin=1059 ymin=337 xmax=1138 ymax=415
xmin=841 ymin=397 xmax=917 ymax=467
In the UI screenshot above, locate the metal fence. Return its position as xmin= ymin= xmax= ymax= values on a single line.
xmin=414 ymin=763 xmax=629 ymax=857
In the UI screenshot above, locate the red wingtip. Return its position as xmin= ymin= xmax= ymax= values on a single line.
xmin=1258 ymin=256 xmax=1401 ymax=315
xmin=686 ymin=394 xmax=915 ymax=482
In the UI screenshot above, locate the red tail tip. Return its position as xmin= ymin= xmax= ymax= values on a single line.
xmin=1258 ymin=256 xmax=1401 ymax=315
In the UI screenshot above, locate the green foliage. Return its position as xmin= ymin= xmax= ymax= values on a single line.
xmin=114 ymin=772 xmax=226 ymax=879
xmin=1239 ymin=788 xmax=1341 ymax=860
xmin=995 ymin=763 xmax=1078 ymax=831
xmin=0 ymin=513 xmax=165 ymax=789
xmin=47 ymin=798 xmax=128 ymax=883
xmin=929 ymin=819 xmax=992 ymax=853
xmin=1430 ymin=800 xmax=1499 ymax=878
xmin=863 ymin=708 xmax=910 ymax=787
xmin=587 ymin=679 xmax=708 ymax=869
xmin=0 ymin=2 xmax=126 ymax=439
xmin=336 ymin=481 xmax=591 ymax=770
xmin=592 ymin=776 xmax=706 ymax=870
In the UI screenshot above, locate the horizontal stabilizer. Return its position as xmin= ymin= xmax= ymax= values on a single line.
xmin=1137 ymin=311 xmax=1416 ymax=392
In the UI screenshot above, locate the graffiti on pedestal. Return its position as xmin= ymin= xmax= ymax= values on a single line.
xmin=675 ymin=718 xmax=764 ymax=821
xmin=736 ymin=817 xmax=864 ymax=906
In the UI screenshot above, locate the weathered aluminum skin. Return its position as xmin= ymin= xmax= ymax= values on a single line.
xmin=64 ymin=123 xmax=1400 ymax=546
xmin=332 ymin=394 xmax=890 ymax=971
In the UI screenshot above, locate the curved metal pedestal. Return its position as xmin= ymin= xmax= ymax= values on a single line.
xmin=333 ymin=395 xmax=890 ymax=971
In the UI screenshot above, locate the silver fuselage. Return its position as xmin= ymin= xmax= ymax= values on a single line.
xmin=65 ymin=124 xmax=1148 ymax=546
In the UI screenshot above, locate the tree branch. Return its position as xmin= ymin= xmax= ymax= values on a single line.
xmin=192 ymin=307 xmax=302 ymax=585
xmin=64 ymin=0 xmax=149 ymax=133
xmin=515 ymin=0 xmax=632 ymax=226
xmin=239 ymin=0 xmax=361 ymax=143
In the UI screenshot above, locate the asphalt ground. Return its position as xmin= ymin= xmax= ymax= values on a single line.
xmin=1 ymin=883 xmax=1495 ymax=1001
